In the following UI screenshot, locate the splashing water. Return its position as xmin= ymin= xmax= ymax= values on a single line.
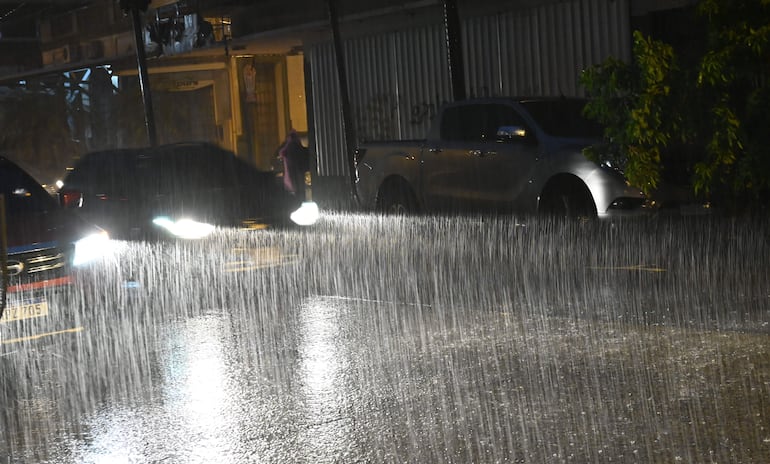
xmin=1 ymin=213 xmax=769 ymax=463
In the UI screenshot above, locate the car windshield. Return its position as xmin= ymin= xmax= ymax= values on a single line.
xmin=0 ymin=161 xmax=57 ymax=214
xmin=519 ymin=100 xmax=604 ymax=138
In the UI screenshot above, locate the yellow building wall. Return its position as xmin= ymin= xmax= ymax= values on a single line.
xmin=286 ymin=54 xmax=308 ymax=135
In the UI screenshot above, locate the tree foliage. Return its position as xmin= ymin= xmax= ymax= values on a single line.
xmin=581 ymin=31 xmax=678 ymax=195
xmin=580 ymin=0 xmax=770 ymax=211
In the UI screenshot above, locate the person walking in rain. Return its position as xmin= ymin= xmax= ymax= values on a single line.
xmin=277 ymin=129 xmax=310 ymax=199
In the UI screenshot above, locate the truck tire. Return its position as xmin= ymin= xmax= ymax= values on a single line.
xmin=540 ymin=177 xmax=597 ymax=221
xmin=378 ymin=181 xmax=418 ymax=215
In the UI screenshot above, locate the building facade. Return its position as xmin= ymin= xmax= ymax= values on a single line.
xmin=0 ymin=0 xmax=695 ymax=205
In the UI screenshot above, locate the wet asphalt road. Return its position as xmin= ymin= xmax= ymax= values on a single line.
xmin=1 ymin=213 xmax=770 ymax=463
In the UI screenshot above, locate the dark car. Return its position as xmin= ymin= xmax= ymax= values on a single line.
xmin=1 ymin=157 xmax=110 ymax=345
xmin=58 ymin=142 xmax=319 ymax=240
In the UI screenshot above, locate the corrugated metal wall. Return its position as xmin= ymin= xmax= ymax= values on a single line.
xmin=309 ymin=0 xmax=630 ymax=177
xmin=464 ymin=0 xmax=631 ymax=97
xmin=309 ymin=42 xmax=345 ymax=177
xmin=309 ymin=25 xmax=452 ymax=176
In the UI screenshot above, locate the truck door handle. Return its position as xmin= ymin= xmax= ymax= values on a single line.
xmin=468 ymin=150 xmax=496 ymax=157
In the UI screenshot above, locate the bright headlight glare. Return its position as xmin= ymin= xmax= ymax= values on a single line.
xmin=73 ymin=230 xmax=112 ymax=266
xmin=152 ymin=216 xmax=215 ymax=239
xmin=290 ymin=202 xmax=320 ymax=226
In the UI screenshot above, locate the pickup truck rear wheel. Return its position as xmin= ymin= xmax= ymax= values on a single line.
xmin=378 ymin=181 xmax=418 ymax=215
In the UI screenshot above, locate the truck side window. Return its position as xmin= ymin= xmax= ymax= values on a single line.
xmin=491 ymin=105 xmax=536 ymax=144
xmin=441 ymin=105 xmax=488 ymax=143
xmin=440 ymin=107 xmax=463 ymax=141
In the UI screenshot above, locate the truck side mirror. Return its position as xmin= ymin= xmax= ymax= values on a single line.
xmin=496 ymin=125 xmax=533 ymax=143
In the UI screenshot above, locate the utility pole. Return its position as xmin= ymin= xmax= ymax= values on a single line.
xmin=443 ymin=0 xmax=466 ymax=101
xmin=120 ymin=0 xmax=158 ymax=147
xmin=0 ymin=195 xmax=7 ymax=319
xmin=327 ymin=0 xmax=359 ymax=206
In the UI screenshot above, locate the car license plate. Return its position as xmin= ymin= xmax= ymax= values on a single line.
xmin=0 ymin=297 xmax=49 ymax=323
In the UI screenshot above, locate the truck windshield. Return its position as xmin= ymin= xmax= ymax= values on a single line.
xmin=520 ymin=100 xmax=604 ymax=138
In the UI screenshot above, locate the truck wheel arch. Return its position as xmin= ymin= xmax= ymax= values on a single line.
xmin=538 ymin=174 xmax=597 ymax=219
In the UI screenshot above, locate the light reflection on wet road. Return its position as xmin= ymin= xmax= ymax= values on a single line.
xmin=1 ymin=214 xmax=770 ymax=463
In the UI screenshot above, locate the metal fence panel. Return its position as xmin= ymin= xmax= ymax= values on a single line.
xmin=346 ymin=34 xmax=398 ymax=142
xmin=308 ymin=0 xmax=631 ymax=177
xmin=466 ymin=0 xmax=631 ymax=97
xmin=392 ymin=25 xmax=453 ymax=140
xmin=308 ymin=43 xmax=346 ymax=176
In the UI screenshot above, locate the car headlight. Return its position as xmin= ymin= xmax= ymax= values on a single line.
xmin=73 ymin=230 xmax=112 ymax=266
xmin=290 ymin=202 xmax=320 ymax=226
xmin=152 ymin=217 xmax=216 ymax=239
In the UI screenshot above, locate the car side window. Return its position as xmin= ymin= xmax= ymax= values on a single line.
xmin=197 ymin=147 xmax=235 ymax=189
xmin=234 ymin=156 xmax=271 ymax=187
xmin=64 ymin=155 xmax=101 ymax=190
xmin=155 ymin=146 xmax=235 ymax=194
xmin=68 ymin=152 xmax=136 ymax=196
xmin=0 ymin=162 xmax=57 ymax=213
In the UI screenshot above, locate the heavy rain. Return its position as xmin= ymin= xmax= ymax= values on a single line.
xmin=2 ymin=1 xmax=770 ymax=462
xmin=2 ymin=213 xmax=769 ymax=463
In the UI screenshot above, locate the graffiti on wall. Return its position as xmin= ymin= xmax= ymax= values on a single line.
xmin=354 ymin=93 xmax=451 ymax=142
xmin=355 ymin=93 xmax=398 ymax=142
xmin=408 ymin=101 xmax=440 ymax=126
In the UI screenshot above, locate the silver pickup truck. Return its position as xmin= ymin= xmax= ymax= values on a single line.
xmin=355 ymin=97 xmax=648 ymax=219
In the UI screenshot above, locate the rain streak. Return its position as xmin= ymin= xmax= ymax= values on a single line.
xmin=2 ymin=213 xmax=769 ymax=463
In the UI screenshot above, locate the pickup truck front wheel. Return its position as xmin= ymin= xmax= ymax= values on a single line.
xmin=539 ymin=177 xmax=597 ymax=221
xmin=378 ymin=180 xmax=418 ymax=215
